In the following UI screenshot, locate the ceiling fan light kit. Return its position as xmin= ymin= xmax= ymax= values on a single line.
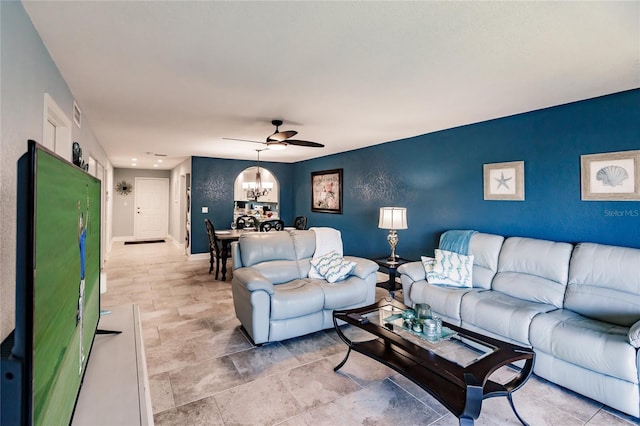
xmin=266 ymin=142 xmax=287 ymax=150
xmin=243 ymin=149 xmax=275 ymax=201
xmin=223 ymin=119 xmax=325 ymax=151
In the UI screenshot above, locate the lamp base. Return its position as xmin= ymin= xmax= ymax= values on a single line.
xmin=387 ymin=230 xmax=399 ymax=262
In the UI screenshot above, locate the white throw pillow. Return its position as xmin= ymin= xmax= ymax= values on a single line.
xmin=629 ymin=321 xmax=640 ymax=348
xmin=421 ymin=256 xmax=435 ymax=274
xmin=309 ymin=251 xmax=340 ymax=278
xmin=324 ymin=259 xmax=356 ymax=283
xmin=309 ymin=251 xmax=355 ymax=283
xmin=426 ymin=249 xmax=474 ymax=288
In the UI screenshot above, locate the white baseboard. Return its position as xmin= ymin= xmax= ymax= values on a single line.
xmin=112 ymin=236 xmax=134 ymax=242
xmin=189 ymin=253 xmax=209 ymax=261
xmin=100 ymin=270 xmax=107 ymax=294
xmin=167 ymin=235 xmax=184 ymax=250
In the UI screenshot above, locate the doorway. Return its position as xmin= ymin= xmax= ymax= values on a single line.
xmin=133 ymin=177 xmax=169 ymax=240
xmin=43 ymin=93 xmax=71 ymax=160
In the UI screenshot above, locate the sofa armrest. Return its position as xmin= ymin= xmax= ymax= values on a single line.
xmin=344 ymin=256 xmax=378 ymax=279
xmin=629 ymin=320 xmax=640 ymax=348
xmin=232 ymin=268 xmax=275 ymax=294
xmin=231 ymin=241 xmax=242 ymax=270
xmin=397 ymin=261 xmax=426 ymax=282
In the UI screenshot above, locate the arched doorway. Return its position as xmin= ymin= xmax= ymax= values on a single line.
xmin=233 ymin=166 xmax=280 ymax=220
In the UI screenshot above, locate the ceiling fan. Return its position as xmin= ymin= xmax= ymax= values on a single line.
xmin=223 ymin=120 xmax=324 ymax=150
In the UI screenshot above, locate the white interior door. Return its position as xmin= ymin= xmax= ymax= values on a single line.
xmin=134 ymin=177 xmax=169 ymax=240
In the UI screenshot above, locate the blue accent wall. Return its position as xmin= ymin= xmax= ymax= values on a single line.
xmin=190 ymin=90 xmax=639 ymax=258
xmin=190 ymin=156 xmax=293 ymax=255
xmin=293 ymin=89 xmax=640 ymax=259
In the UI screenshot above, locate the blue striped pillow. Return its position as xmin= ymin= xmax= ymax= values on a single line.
xmin=310 ymin=251 xmax=356 ymax=283
xmin=426 ymin=249 xmax=474 ymax=287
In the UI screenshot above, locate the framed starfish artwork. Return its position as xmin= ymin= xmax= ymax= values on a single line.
xmin=483 ymin=161 xmax=524 ymax=201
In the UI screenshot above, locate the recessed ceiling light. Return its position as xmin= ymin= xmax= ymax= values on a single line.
xmin=131 ymin=158 xmax=137 ymax=161
xmin=132 ymin=163 xmax=137 ymax=166
xmin=153 ymin=164 xmax=158 ymax=168
xmin=157 ymin=159 xmax=163 ymax=163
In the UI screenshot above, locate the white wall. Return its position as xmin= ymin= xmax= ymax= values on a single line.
xmin=0 ymin=2 xmax=112 ymax=340
xmin=169 ymin=158 xmax=192 ymax=247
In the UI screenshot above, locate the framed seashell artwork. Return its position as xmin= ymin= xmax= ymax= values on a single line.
xmin=483 ymin=161 xmax=525 ymax=201
xmin=581 ymin=150 xmax=640 ymax=201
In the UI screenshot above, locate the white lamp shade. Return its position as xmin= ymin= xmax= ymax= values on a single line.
xmin=378 ymin=207 xmax=408 ymax=230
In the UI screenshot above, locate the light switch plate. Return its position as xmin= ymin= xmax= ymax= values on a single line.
xmin=201 ymin=207 xmax=208 ymax=213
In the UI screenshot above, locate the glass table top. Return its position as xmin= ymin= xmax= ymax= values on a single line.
xmin=353 ymin=303 xmax=500 ymax=369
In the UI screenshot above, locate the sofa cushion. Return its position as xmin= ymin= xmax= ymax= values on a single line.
xmin=460 ymin=290 xmax=557 ymax=345
xmin=270 ymin=279 xmax=325 ymax=320
xmin=289 ymin=229 xmax=316 ymax=260
xmin=492 ymin=237 xmax=573 ymax=308
xmin=426 ymin=249 xmax=474 ymax=287
xmin=316 ymin=276 xmax=369 ymax=310
xmin=468 ymin=233 xmax=505 ymax=289
xmin=246 ymin=260 xmax=304 ymax=286
xmin=409 ymin=280 xmax=483 ymax=325
xmin=565 ymin=242 xmax=640 ymax=327
xmin=530 ymin=309 xmax=637 ymax=383
xmin=239 ymin=232 xmax=297 ymax=264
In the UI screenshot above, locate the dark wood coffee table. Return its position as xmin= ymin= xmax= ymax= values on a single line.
xmin=333 ymin=299 xmax=535 ymax=425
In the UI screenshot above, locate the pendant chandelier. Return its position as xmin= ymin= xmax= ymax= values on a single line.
xmin=243 ymin=149 xmax=273 ymax=201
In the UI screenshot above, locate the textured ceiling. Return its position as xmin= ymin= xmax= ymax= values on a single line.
xmin=23 ymin=1 xmax=640 ymax=169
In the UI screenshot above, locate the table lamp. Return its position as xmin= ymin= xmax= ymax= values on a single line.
xmin=378 ymin=207 xmax=408 ymax=261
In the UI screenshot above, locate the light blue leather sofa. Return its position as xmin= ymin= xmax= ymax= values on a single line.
xmin=230 ymin=230 xmax=378 ymax=345
xmin=398 ymin=232 xmax=640 ymax=418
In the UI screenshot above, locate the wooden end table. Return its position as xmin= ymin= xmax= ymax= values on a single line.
xmin=372 ymin=257 xmax=412 ymax=299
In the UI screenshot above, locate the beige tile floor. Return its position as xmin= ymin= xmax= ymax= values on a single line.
xmin=101 ymin=241 xmax=640 ymax=426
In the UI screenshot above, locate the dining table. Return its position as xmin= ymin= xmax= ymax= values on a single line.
xmin=214 ymin=229 xmax=253 ymax=281
xmin=214 ymin=226 xmax=297 ymax=281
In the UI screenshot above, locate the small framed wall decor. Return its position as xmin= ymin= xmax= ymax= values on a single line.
xmin=581 ymin=150 xmax=640 ymax=201
xmin=115 ymin=180 xmax=133 ymax=196
xmin=311 ymin=168 xmax=343 ymax=214
xmin=483 ymin=161 xmax=525 ymax=201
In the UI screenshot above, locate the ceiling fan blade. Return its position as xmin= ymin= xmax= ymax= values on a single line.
xmin=286 ymin=139 xmax=325 ymax=148
xmin=222 ymin=137 xmax=265 ymax=145
xmin=267 ymin=130 xmax=298 ymax=142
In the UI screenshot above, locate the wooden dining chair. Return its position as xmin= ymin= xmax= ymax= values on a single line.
xmin=293 ymin=216 xmax=308 ymax=230
xmin=259 ymin=219 xmax=285 ymax=232
xmin=236 ymin=215 xmax=258 ymax=230
xmin=204 ymin=218 xmax=222 ymax=279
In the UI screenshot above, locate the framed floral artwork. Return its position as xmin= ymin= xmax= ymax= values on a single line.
xmin=581 ymin=150 xmax=640 ymax=201
xmin=311 ymin=169 xmax=343 ymax=213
